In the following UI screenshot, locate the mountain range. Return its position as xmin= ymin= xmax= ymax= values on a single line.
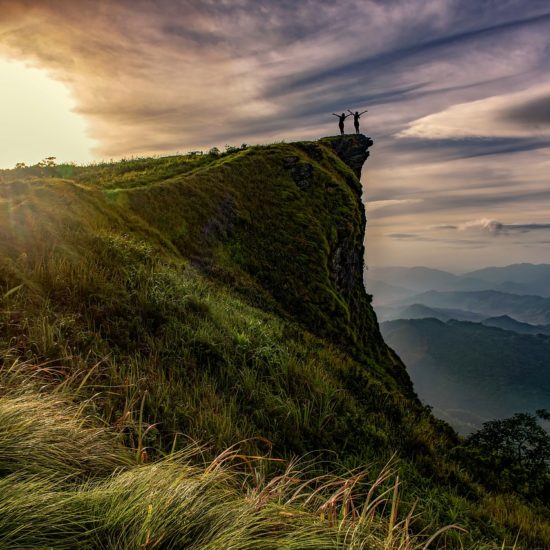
xmin=367 ymin=264 xmax=550 ymax=302
xmin=370 ymin=264 xmax=550 ymax=437
xmin=381 ymin=318 xmax=550 ymax=434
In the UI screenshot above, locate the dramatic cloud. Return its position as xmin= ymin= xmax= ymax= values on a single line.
xmin=458 ymin=219 xmax=506 ymax=235
xmin=0 ymin=0 xmax=462 ymax=156
xmin=2 ymin=0 xmax=549 ymax=156
xmin=503 ymin=94 xmax=550 ymax=127
xmin=399 ymin=83 xmax=550 ymax=140
xmin=0 ymin=0 xmax=549 ymax=269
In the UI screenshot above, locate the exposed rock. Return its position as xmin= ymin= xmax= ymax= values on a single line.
xmin=284 ymin=158 xmax=314 ymax=190
xmin=202 ymin=194 xmax=236 ymax=242
xmin=320 ymin=134 xmax=373 ymax=179
xmin=295 ymin=142 xmax=324 ymax=162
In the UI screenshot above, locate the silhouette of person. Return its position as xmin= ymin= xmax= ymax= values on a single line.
xmin=332 ymin=112 xmax=349 ymax=135
xmin=348 ymin=109 xmax=368 ymax=134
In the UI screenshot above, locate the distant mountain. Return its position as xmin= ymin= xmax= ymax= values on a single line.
xmin=466 ymin=263 xmax=550 ymax=297
xmin=481 ymin=315 xmax=550 ymax=335
xmin=466 ymin=263 xmax=550 ymax=283
xmin=381 ymin=318 xmax=550 ymax=434
xmin=367 ymin=264 xmax=550 ymax=305
xmin=364 ymin=278 xmax=416 ymax=305
xmin=399 ymin=289 xmax=550 ymax=325
xmin=376 ymin=303 xmax=485 ymax=323
xmin=367 ymin=266 xmax=490 ymax=295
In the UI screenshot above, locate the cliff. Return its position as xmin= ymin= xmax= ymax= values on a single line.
xmin=0 ymin=135 xmax=422 ymax=457
xmin=0 ymin=137 xmax=545 ymax=547
xmin=117 ymin=135 xmax=409 ymax=386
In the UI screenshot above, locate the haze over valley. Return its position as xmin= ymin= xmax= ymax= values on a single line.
xmin=367 ymin=263 xmax=550 ymax=433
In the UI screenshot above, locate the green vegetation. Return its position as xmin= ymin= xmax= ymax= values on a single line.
xmin=0 ymin=137 xmax=549 ymax=547
xmin=381 ymin=318 xmax=550 ymax=431
xmin=462 ymin=411 xmax=550 ymax=499
xmin=0 ymin=384 xmax=453 ymax=549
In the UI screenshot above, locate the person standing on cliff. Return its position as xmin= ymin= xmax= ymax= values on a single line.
xmin=348 ymin=110 xmax=368 ymax=134
xmin=332 ymin=112 xmax=350 ymax=135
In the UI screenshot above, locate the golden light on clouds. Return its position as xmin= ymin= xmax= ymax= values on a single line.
xmin=0 ymin=0 xmax=548 ymax=268
xmin=398 ymin=83 xmax=550 ymax=140
xmin=0 ymin=57 xmax=94 ymax=167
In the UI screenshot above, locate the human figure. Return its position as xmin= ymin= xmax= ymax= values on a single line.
xmin=332 ymin=112 xmax=350 ymax=135
xmin=348 ymin=109 xmax=368 ymax=134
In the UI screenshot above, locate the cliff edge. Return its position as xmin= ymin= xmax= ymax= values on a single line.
xmin=321 ymin=134 xmax=373 ymax=179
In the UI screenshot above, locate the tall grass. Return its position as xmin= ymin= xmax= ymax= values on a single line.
xmin=0 ymin=387 xmax=460 ymax=549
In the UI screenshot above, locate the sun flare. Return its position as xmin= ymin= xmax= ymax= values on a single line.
xmin=0 ymin=57 xmax=94 ymax=168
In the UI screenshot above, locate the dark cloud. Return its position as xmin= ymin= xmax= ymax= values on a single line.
xmin=370 ymin=188 xmax=550 ymax=220
xmin=269 ymin=10 xmax=550 ymax=99
xmin=502 ymin=95 xmax=550 ymax=127
xmin=441 ymin=219 xmax=550 ymax=236
xmin=511 ymin=223 xmax=550 ymax=230
xmin=388 ymin=136 xmax=550 ymax=160
xmin=387 ymin=233 xmax=419 ymax=239
xmin=483 ymin=222 xmax=550 ymax=235
xmin=1 ymin=0 xmax=549 ymax=268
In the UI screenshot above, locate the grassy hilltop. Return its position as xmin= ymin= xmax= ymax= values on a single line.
xmin=0 ymin=137 xmax=548 ymax=548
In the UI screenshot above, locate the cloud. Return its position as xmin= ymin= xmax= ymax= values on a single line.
xmin=459 ymin=218 xmax=506 ymax=235
xmin=388 ymin=135 xmax=550 ymax=161
xmin=503 ymin=94 xmax=550 ymax=126
xmin=449 ymin=218 xmax=550 ymax=236
xmin=398 ymin=83 xmax=550 ymax=140
xmin=368 ymin=186 xmax=550 ymax=220
xmin=368 ymin=198 xmax=424 ymax=212
xmin=387 ymin=233 xmax=420 ymax=239
xmin=432 ymin=224 xmax=459 ymax=230
xmin=1 ymin=0 xmax=549 ymax=158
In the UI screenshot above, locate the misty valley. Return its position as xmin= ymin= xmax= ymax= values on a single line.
xmin=367 ymin=264 xmax=550 ymax=434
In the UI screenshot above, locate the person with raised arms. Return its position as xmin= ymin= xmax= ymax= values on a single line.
xmin=332 ymin=112 xmax=350 ymax=135
xmin=348 ymin=109 xmax=368 ymax=134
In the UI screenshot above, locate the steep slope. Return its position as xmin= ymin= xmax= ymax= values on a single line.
xmin=0 ymin=137 xmax=435 ymax=472
xmin=1 ymin=137 xmax=550 ymax=547
xmin=108 ymin=136 xmax=412 ymax=393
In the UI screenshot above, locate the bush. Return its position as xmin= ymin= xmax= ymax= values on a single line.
xmin=461 ymin=410 xmax=550 ymax=499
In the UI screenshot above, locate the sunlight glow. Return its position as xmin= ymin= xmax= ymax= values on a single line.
xmin=0 ymin=58 xmax=95 ymax=168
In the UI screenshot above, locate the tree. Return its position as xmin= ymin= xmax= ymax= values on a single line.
xmin=38 ymin=156 xmax=57 ymax=168
xmin=462 ymin=410 xmax=550 ymax=498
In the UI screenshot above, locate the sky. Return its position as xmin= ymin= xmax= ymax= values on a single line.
xmin=0 ymin=0 xmax=549 ymax=271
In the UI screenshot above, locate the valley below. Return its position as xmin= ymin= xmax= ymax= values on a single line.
xmin=368 ymin=264 xmax=550 ymax=433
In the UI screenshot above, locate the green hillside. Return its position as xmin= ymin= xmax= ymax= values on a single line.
xmin=1 ymin=136 xmax=549 ymax=548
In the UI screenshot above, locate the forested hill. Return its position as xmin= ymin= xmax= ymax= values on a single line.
xmin=381 ymin=317 xmax=550 ymax=432
xmin=1 ymin=136 xmax=549 ymax=547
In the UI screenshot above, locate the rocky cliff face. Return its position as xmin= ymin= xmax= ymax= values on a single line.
xmin=321 ymin=134 xmax=373 ymax=180
xmin=317 ymin=135 xmax=413 ymax=392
